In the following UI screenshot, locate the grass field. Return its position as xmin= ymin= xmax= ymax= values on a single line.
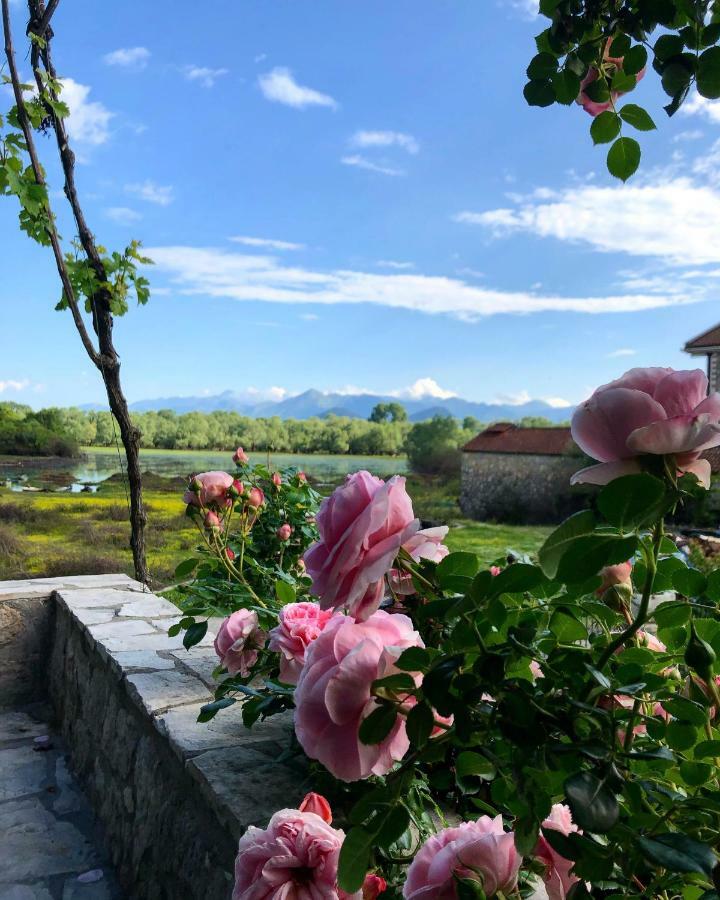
xmin=0 ymin=472 xmax=551 ymax=587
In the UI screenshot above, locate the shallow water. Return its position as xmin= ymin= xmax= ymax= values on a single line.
xmin=0 ymin=448 xmax=408 ymax=493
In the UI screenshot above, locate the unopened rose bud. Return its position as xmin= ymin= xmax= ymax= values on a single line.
xmin=233 ymin=447 xmax=249 ymax=465
xmin=246 ymin=487 xmax=265 ymax=509
xmin=190 ymin=477 xmax=202 ymax=493
xmin=272 ymin=472 xmax=282 ymax=487
xmin=490 ymin=566 xmax=502 ymax=577
xmin=277 ymin=523 xmax=293 ymax=541
xmin=685 ymin=622 xmax=716 ymax=681
xmin=229 ymin=479 xmax=244 ymax=499
xmin=362 ymin=874 xmax=387 ymax=899
xmin=297 ymin=559 xmax=306 ymax=572
xmin=297 ymin=471 xmax=307 ymax=483
xmin=298 ymin=792 xmax=333 ymax=824
xmin=226 ymin=548 xmax=236 ymax=561
xmin=204 ymin=510 xmax=221 ymax=530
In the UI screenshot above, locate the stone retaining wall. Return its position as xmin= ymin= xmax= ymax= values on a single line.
xmin=460 ymin=451 xmax=587 ymax=524
xmin=1 ymin=575 xmax=305 ymax=900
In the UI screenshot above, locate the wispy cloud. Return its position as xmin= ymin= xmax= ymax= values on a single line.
xmin=510 ymin=0 xmax=539 ymax=19
xmin=681 ymin=90 xmax=720 ymax=124
xmin=230 ymin=235 xmax=305 ymax=251
xmin=183 ymin=65 xmax=229 ymax=88
xmin=258 ymin=67 xmax=337 ymax=110
xmin=377 ymin=260 xmax=415 ymax=270
xmin=341 ymin=155 xmax=405 ymax=177
xmin=494 ymin=388 xmax=571 ymax=407
xmin=0 ymin=378 xmax=30 ymax=393
xmin=673 ymin=129 xmax=704 ymax=143
xmin=454 ymin=145 xmax=720 ymax=266
xmin=105 ymin=206 xmax=142 ymax=224
xmin=125 ymin=180 xmax=173 ymax=206
xmin=145 ymin=244 xmax=704 ymax=322
xmin=59 ymin=78 xmax=114 ymax=148
xmin=350 ymin=130 xmax=419 ymax=155
xmin=103 ymin=47 xmax=150 ymax=70
xmin=607 ymin=348 xmax=637 ymax=358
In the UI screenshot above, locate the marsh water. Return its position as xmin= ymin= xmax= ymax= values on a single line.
xmin=0 ymin=448 xmax=408 ymax=492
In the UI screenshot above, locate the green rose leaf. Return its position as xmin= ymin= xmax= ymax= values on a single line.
xmin=337 ymin=827 xmax=374 ymax=893
xmin=523 ymin=80 xmax=556 ymax=107
xmin=590 ymin=111 xmax=621 ymax=145
xmin=174 ymin=557 xmax=198 ymax=579
xmin=619 ymin=103 xmax=657 ymax=132
xmin=672 ymin=567 xmax=707 ymax=597
xmin=565 ymin=772 xmax=619 ymax=833
xmin=358 ymin=704 xmax=398 ymax=745
xmin=275 ymin=580 xmax=296 ymax=605
xmin=527 ymin=52 xmax=558 ymax=80
xmin=556 ymin=534 xmax=638 ymax=583
xmin=623 ymin=45 xmax=648 ymax=76
xmin=406 ymin=701 xmax=435 ymax=746
xmin=183 ymin=619 xmax=208 ymax=650
xmin=437 ymin=552 xmax=481 ymax=591
xmin=456 ymin=751 xmax=497 ymax=793
xmin=638 ymin=833 xmax=717 ymax=876
xmin=552 ymin=69 xmax=581 ymax=105
xmin=538 ymin=510 xmax=596 ymax=578
xmin=607 ymin=136 xmax=641 ymax=182
xmin=395 ymin=646 xmax=433 ymax=672
xmin=698 ymin=47 xmax=720 ymax=99
xmin=597 ymin=473 xmax=666 ymax=529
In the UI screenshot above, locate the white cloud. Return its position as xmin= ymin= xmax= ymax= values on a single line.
xmin=59 ymin=78 xmax=113 ymax=147
xmin=510 ymin=0 xmax=539 ymax=18
xmin=393 ymin=378 xmax=457 ymax=400
xmin=145 ymin=244 xmax=704 ymax=322
xmin=543 ymin=396 xmax=573 ymax=408
xmin=607 ymin=348 xmax=637 ymax=358
xmin=681 ymin=90 xmax=720 ymax=124
xmin=377 ymin=260 xmax=414 ymax=270
xmin=350 ymin=130 xmax=419 ymax=155
xmin=300 ymin=313 xmax=320 ymax=321
xmin=258 ymin=67 xmax=337 ymax=110
xmin=183 ymin=65 xmax=229 ymax=88
xmin=0 ymin=379 xmax=29 ymax=393
xmin=495 ymin=390 xmax=531 ymax=405
xmin=230 ymin=235 xmax=305 ymax=251
xmin=125 ymin=180 xmax=173 ymax=206
xmin=455 ymin=172 xmax=720 ymax=265
xmin=341 ymin=155 xmax=405 ymax=177
xmin=103 ymin=47 xmax=150 ymax=69
xmin=105 ymin=206 xmax=142 ymax=224
xmin=673 ymin=130 xmax=704 ymax=143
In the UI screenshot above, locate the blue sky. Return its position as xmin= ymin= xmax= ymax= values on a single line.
xmin=2 ymin=0 xmax=720 ymax=410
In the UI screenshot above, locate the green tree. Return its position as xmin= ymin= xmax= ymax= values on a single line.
xmin=405 ymin=416 xmax=464 ymax=475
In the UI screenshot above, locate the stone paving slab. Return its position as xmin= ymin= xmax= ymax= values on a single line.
xmin=0 ymin=711 xmax=47 ymax=743
xmin=0 ymin=575 xmax=143 ymax=602
xmin=125 ymin=670 xmax=213 ymax=716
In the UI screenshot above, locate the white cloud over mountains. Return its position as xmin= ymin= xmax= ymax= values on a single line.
xmin=258 ymin=67 xmax=337 ymax=110
xmin=145 ymin=244 xmax=701 ymax=321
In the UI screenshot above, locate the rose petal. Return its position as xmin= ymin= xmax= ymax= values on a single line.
xmin=627 ymin=413 xmax=720 ymax=455
xmin=570 ymin=460 xmax=641 ymax=486
xmin=680 ymin=458 xmax=712 ymax=489
xmin=571 ymin=388 xmax=666 ymax=462
xmin=653 ymin=369 xmax=708 ymax=418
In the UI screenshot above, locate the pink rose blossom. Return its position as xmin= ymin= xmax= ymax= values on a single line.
xmin=298 ymin=791 xmax=333 ymax=824
xmin=571 ymin=367 xmax=720 ymax=488
xmin=277 ymin=523 xmax=293 ymax=541
xmin=534 ymin=804 xmax=580 ymax=900
xmin=490 ymin=566 xmax=502 ymax=577
xmin=183 ymin=471 xmax=234 ymax=508
xmin=402 ymin=526 xmax=450 ymax=564
xmin=360 ymin=875 xmax=387 ymax=899
xmin=304 ymin=471 xmax=418 ymax=621
xmin=233 ymin=804 xmax=358 ymax=900
xmin=298 ymin=471 xmax=307 ymax=482
xmin=577 ymin=38 xmax=646 ymax=116
xmin=403 ymin=816 xmax=522 ymax=899
xmin=294 ymin=610 xmax=424 ymax=781
xmin=597 ymin=562 xmax=633 ymax=595
xmin=214 ymin=609 xmax=266 ymax=677
xmin=246 ymin=486 xmax=265 ymax=509
xmin=268 ymin=601 xmax=335 ymax=685
xmin=233 ymin=447 xmax=249 ymax=465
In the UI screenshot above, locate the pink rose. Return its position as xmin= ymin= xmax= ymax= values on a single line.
xmin=360 ymin=875 xmax=387 ymax=899
xmin=233 ymin=804 xmax=358 ymax=900
xmin=402 ymin=526 xmax=450 ymax=564
xmin=183 ymin=471 xmax=234 ymax=508
xmin=490 ymin=566 xmax=502 ymax=577
xmin=214 ymin=609 xmax=266 ymax=677
xmin=294 ymin=610 xmax=424 ymax=781
xmin=534 ymin=804 xmax=580 ymax=900
xmin=597 ymin=562 xmax=633 ymax=594
xmin=571 ymin=367 xmax=720 ymax=487
xmin=298 ymin=471 xmax=307 ymax=482
xmin=304 ymin=471 xmax=419 ymax=621
xmin=246 ymin=486 xmax=265 ymax=509
xmin=298 ymin=791 xmax=333 ymax=824
xmin=403 ymin=816 xmax=522 ymax=899
xmin=272 ymin=472 xmax=282 ymax=487
xmin=277 ymin=523 xmax=293 ymax=541
xmin=233 ymin=447 xmax=249 ymax=465
xmin=268 ymin=601 xmax=335 ymax=685
xmin=577 ymin=38 xmax=646 ymax=116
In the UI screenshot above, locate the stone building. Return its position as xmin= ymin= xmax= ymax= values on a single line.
xmin=460 ymin=423 xmax=587 ymax=524
xmin=684 ymin=323 xmax=720 ymax=393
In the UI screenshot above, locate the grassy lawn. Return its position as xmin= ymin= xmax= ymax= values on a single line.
xmin=0 ymin=471 xmax=551 ymax=586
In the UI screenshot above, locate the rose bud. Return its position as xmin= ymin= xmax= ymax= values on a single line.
xmin=229 ymin=479 xmax=244 ymax=499
xmin=233 ymin=447 xmax=249 ymax=465
xmin=204 ymin=510 xmax=221 ymax=530
xmin=246 ymin=486 xmax=265 ymax=509
xmin=297 ymin=471 xmax=307 ymax=483
xmin=226 ymin=548 xmax=236 ymax=561
xmin=298 ymin=792 xmax=333 ymax=824
xmin=272 ymin=472 xmax=282 ymax=487
xmin=362 ymin=874 xmax=387 ymax=899
xmin=277 ymin=523 xmax=293 ymax=541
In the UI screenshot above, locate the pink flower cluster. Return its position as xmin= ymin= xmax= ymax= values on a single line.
xmin=571 ymin=367 xmax=720 ymax=488
xmin=577 ymin=38 xmax=645 ymax=116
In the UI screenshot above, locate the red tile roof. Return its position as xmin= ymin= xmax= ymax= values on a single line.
xmin=463 ymin=424 xmax=575 ymax=456
xmin=685 ymin=324 xmax=720 ymax=351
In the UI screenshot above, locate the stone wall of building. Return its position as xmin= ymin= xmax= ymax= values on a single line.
xmin=460 ymin=452 xmax=587 ymax=524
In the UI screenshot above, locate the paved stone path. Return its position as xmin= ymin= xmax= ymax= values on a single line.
xmin=0 ymin=707 xmax=124 ymax=900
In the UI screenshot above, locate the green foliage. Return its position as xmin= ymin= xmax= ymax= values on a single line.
xmin=524 ymin=0 xmax=720 ymax=178
xmin=404 ymin=415 xmax=466 ymax=475
xmin=369 ymin=402 xmax=408 ymax=424
xmin=0 ymin=402 xmax=78 ymax=457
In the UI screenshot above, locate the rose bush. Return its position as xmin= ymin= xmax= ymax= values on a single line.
xmin=174 ymin=368 xmax=720 ymax=898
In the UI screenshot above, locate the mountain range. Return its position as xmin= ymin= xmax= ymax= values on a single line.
xmin=121 ymin=389 xmax=574 ymax=423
